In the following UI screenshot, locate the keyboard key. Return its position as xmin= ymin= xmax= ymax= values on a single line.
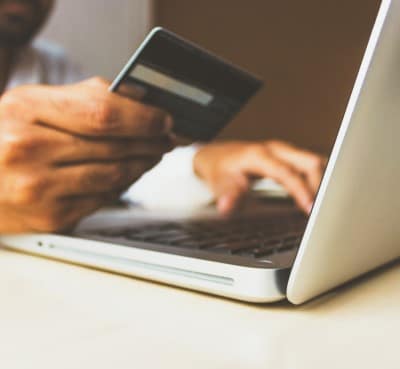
xmin=206 ymin=240 xmax=263 ymax=254
xmin=84 ymin=212 xmax=306 ymax=261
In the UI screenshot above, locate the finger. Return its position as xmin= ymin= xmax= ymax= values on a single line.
xmin=5 ymin=124 xmax=173 ymax=165
xmin=244 ymin=151 xmax=314 ymax=213
xmin=49 ymin=159 xmax=158 ymax=197
xmin=115 ymin=80 xmax=147 ymax=100
xmin=59 ymin=192 xmax=127 ymax=231
xmin=7 ymin=78 xmax=173 ymax=138
xmin=53 ymin=137 xmax=173 ymax=165
xmin=212 ymin=174 xmax=249 ymax=215
xmin=45 ymin=128 xmax=172 ymax=165
xmin=265 ymin=141 xmax=326 ymax=192
xmin=27 ymin=196 xmax=115 ymax=233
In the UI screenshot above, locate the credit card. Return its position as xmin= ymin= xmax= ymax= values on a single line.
xmin=110 ymin=27 xmax=262 ymax=141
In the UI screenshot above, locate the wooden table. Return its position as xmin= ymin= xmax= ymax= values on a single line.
xmin=0 ymin=246 xmax=398 ymax=369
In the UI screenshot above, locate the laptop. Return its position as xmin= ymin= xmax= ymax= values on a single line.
xmin=1 ymin=0 xmax=399 ymax=304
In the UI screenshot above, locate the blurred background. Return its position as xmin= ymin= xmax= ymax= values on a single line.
xmin=41 ymin=0 xmax=381 ymax=154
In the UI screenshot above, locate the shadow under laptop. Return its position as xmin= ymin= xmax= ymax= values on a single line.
xmin=258 ymin=257 xmax=400 ymax=311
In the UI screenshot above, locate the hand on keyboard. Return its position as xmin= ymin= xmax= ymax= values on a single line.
xmin=194 ymin=140 xmax=327 ymax=215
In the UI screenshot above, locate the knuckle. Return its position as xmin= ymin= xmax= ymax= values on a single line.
xmin=309 ymin=156 xmax=325 ymax=171
xmin=89 ymin=98 xmax=120 ymax=134
xmin=247 ymin=143 xmax=266 ymax=157
xmin=273 ymin=164 xmax=293 ymax=180
xmin=274 ymin=168 xmax=287 ymax=181
xmin=285 ymin=175 xmax=302 ymax=190
xmin=0 ymin=89 xmax=23 ymax=112
xmin=12 ymin=175 xmax=47 ymax=205
xmin=87 ymin=76 xmax=109 ymax=88
xmin=0 ymin=136 xmax=20 ymax=167
xmin=264 ymin=140 xmax=282 ymax=150
xmin=0 ymin=134 xmax=37 ymax=166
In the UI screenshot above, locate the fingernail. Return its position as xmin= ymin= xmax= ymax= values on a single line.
xmin=164 ymin=115 xmax=174 ymax=132
xmin=217 ymin=196 xmax=232 ymax=215
xmin=307 ymin=202 xmax=313 ymax=214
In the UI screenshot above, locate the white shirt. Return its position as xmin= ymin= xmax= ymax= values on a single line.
xmin=5 ymin=40 xmax=215 ymax=210
xmin=6 ymin=39 xmax=85 ymax=89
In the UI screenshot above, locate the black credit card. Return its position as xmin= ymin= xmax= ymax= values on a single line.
xmin=110 ymin=27 xmax=262 ymax=141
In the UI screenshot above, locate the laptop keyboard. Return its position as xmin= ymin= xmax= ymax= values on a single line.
xmin=83 ymin=212 xmax=307 ymax=262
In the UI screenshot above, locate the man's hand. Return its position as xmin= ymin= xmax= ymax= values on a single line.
xmin=0 ymin=77 xmax=173 ymax=233
xmin=194 ymin=140 xmax=327 ymax=215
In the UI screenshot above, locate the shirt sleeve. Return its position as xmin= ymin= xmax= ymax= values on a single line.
xmin=122 ymin=145 xmax=215 ymax=211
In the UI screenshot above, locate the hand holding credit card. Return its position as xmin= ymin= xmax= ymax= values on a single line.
xmin=109 ymin=27 xmax=262 ymax=141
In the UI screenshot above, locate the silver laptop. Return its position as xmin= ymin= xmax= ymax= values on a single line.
xmin=1 ymin=0 xmax=399 ymax=304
